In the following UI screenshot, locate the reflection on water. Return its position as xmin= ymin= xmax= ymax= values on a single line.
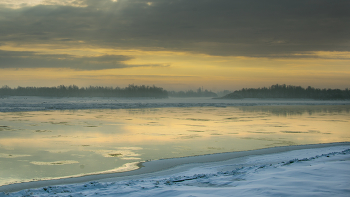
xmin=237 ymin=105 xmax=350 ymax=116
xmin=0 ymin=105 xmax=349 ymax=186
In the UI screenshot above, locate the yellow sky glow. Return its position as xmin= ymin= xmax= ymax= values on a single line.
xmin=1 ymin=42 xmax=349 ymax=90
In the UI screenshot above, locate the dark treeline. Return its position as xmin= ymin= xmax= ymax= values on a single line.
xmin=168 ymin=88 xmax=217 ymax=97
xmin=222 ymin=84 xmax=350 ymax=100
xmin=0 ymin=84 xmax=168 ymax=98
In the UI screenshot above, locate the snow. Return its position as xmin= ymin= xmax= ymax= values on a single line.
xmin=1 ymin=144 xmax=349 ymax=197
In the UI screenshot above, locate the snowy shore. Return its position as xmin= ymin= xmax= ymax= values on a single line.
xmin=1 ymin=142 xmax=349 ymax=196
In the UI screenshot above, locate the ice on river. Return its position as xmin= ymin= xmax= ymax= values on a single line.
xmin=1 ymin=96 xmax=350 ymax=112
xmin=1 ymin=144 xmax=349 ymax=197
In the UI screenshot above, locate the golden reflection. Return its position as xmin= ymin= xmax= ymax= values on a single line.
xmin=0 ymin=105 xmax=349 ymax=186
xmin=0 ymin=106 xmax=349 ymax=150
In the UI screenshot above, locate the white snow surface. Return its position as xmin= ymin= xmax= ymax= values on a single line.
xmin=1 ymin=145 xmax=349 ymax=197
xmin=1 ymin=96 xmax=350 ymax=112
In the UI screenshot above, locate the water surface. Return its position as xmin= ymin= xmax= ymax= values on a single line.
xmin=0 ymin=105 xmax=349 ymax=186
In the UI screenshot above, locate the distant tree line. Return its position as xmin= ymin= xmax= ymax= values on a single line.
xmin=168 ymin=88 xmax=218 ymax=97
xmin=221 ymin=84 xmax=350 ymax=100
xmin=216 ymin=90 xmax=232 ymax=97
xmin=0 ymin=84 xmax=168 ymax=98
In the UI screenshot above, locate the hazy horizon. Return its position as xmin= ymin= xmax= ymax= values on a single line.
xmin=1 ymin=0 xmax=349 ymax=90
xmin=1 ymin=83 xmax=350 ymax=92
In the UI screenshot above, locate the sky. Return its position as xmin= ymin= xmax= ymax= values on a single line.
xmin=0 ymin=0 xmax=349 ymax=91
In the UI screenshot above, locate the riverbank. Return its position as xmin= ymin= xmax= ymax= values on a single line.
xmin=1 ymin=142 xmax=349 ymax=196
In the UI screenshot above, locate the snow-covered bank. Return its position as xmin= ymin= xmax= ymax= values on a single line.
xmin=1 ymin=96 xmax=350 ymax=112
xmin=1 ymin=143 xmax=349 ymax=196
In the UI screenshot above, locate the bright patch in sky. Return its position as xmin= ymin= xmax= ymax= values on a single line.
xmin=0 ymin=0 xmax=87 ymax=8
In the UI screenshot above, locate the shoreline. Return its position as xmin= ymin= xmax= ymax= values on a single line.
xmin=1 ymin=141 xmax=349 ymax=193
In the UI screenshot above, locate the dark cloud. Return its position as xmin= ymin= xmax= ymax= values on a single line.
xmin=0 ymin=50 xmax=166 ymax=70
xmin=0 ymin=0 xmax=349 ymax=62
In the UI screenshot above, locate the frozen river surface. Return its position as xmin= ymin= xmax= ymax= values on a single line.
xmin=0 ymin=97 xmax=349 ymax=187
xmin=1 ymin=96 xmax=350 ymax=112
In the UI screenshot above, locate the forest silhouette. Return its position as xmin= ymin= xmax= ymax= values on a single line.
xmin=221 ymin=84 xmax=350 ymax=100
xmin=0 ymin=84 xmax=349 ymax=100
xmin=0 ymin=84 xmax=168 ymax=98
xmin=168 ymin=88 xmax=217 ymax=97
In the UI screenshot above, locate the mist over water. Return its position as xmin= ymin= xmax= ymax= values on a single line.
xmin=0 ymin=103 xmax=349 ymax=186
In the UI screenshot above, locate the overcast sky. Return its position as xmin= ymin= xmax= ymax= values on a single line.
xmin=0 ymin=0 xmax=349 ymax=90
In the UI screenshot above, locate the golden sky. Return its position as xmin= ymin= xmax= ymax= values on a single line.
xmin=0 ymin=0 xmax=349 ymax=91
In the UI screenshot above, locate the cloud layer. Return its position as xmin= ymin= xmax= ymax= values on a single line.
xmin=0 ymin=0 xmax=349 ymax=69
xmin=0 ymin=50 xmax=136 ymax=70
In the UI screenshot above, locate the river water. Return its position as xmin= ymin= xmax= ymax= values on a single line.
xmin=0 ymin=104 xmax=349 ymax=186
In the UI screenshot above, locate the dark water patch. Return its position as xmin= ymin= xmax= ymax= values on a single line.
xmin=280 ymin=131 xmax=307 ymax=133
xmin=183 ymin=124 xmax=206 ymax=127
xmin=207 ymin=147 xmax=223 ymax=150
xmin=108 ymin=153 xmax=122 ymax=157
xmin=81 ymin=145 xmax=90 ymax=147
xmin=45 ymin=135 xmax=69 ymax=138
xmin=239 ymin=116 xmax=253 ymax=119
xmin=9 ymin=119 xmax=30 ymax=122
xmin=34 ymin=130 xmax=52 ymax=133
xmin=178 ymin=135 xmax=201 ymax=139
xmin=142 ymin=117 xmax=160 ymax=121
xmin=225 ymin=117 xmax=239 ymax=120
xmin=238 ymin=105 xmax=350 ymax=116
xmin=85 ymin=126 xmax=98 ymax=127
xmin=247 ymin=131 xmax=276 ymax=134
xmin=44 ymin=121 xmax=70 ymax=125
xmin=142 ymin=123 xmax=163 ymax=126
xmin=30 ymin=160 xmax=79 ymax=165
xmin=324 ymin=120 xmax=348 ymax=122
xmin=185 ymin=118 xmax=211 ymax=121
xmin=210 ymin=133 xmax=223 ymax=136
xmin=308 ymin=130 xmax=321 ymax=133
xmin=187 ymin=130 xmax=205 ymax=132
xmin=241 ymin=137 xmax=275 ymax=141
xmin=0 ymin=126 xmax=12 ymax=132
xmin=266 ymin=141 xmax=297 ymax=146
